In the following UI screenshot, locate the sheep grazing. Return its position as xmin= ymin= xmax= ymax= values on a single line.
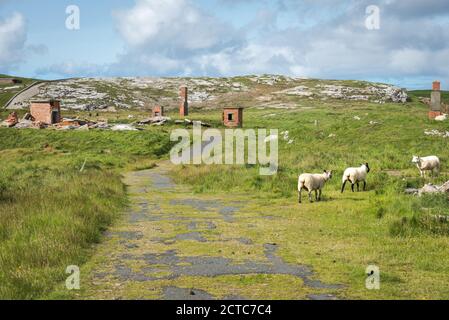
xmin=412 ymin=155 xmax=440 ymax=177
xmin=341 ymin=163 xmax=370 ymax=193
xmin=298 ymin=170 xmax=333 ymax=203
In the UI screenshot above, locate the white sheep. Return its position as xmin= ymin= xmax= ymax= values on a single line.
xmin=411 ymin=155 xmax=440 ymax=177
xmin=298 ymin=170 xmax=333 ymax=203
xmin=341 ymin=163 xmax=370 ymax=193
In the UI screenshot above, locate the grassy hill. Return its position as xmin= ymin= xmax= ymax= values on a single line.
xmin=2 ymin=75 xmax=408 ymax=112
xmin=0 ymin=74 xmax=40 ymax=108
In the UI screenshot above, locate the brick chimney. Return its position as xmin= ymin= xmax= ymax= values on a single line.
xmin=179 ymin=86 xmax=188 ymax=117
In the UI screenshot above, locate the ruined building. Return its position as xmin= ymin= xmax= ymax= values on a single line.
xmin=179 ymin=86 xmax=189 ymax=117
xmin=429 ymin=81 xmax=442 ymax=119
xmin=152 ymin=105 xmax=164 ymax=117
xmin=30 ymin=100 xmax=61 ymax=125
xmin=223 ymin=107 xmax=243 ymax=128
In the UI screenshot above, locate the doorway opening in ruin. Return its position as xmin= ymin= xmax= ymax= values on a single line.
xmin=51 ymin=111 xmax=59 ymax=124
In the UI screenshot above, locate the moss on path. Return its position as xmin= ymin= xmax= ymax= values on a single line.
xmin=53 ymin=161 xmax=341 ymax=300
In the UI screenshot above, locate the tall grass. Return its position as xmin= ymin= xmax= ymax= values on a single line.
xmin=172 ymin=101 xmax=449 ymax=235
xmin=0 ymin=128 xmax=172 ymax=299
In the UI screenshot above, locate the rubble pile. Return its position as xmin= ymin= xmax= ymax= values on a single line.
xmin=1 ymin=111 xmax=18 ymax=127
xmin=424 ymin=129 xmax=449 ymax=138
xmin=405 ymin=181 xmax=449 ymax=196
xmin=1 ymin=111 xmax=209 ymax=131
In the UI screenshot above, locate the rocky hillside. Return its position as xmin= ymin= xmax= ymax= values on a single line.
xmin=5 ymin=75 xmax=408 ymax=111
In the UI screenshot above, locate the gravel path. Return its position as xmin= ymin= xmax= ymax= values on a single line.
xmin=5 ymin=82 xmax=46 ymax=109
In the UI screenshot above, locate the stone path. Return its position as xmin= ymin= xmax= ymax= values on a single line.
xmin=76 ymin=162 xmax=342 ymax=300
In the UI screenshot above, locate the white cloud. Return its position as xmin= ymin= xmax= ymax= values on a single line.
xmin=389 ymin=49 xmax=428 ymax=74
xmin=34 ymin=0 xmax=449 ymax=88
xmin=114 ymin=0 xmax=236 ymax=51
xmin=0 ymin=12 xmax=27 ymax=71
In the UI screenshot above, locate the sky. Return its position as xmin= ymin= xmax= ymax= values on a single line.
xmin=0 ymin=0 xmax=449 ymax=89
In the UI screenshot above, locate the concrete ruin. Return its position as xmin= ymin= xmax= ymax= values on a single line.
xmin=152 ymin=106 xmax=164 ymax=117
xmin=30 ymin=100 xmax=61 ymax=125
xmin=179 ymin=86 xmax=189 ymax=117
xmin=223 ymin=107 xmax=243 ymax=128
xmin=429 ymin=81 xmax=442 ymax=119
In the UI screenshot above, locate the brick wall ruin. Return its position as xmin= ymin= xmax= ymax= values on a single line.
xmin=30 ymin=100 xmax=61 ymax=125
xmin=223 ymin=108 xmax=243 ymax=128
xmin=152 ymin=105 xmax=164 ymax=117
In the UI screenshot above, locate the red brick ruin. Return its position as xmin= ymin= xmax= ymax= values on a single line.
xmin=152 ymin=105 xmax=164 ymax=117
xmin=429 ymin=81 xmax=442 ymax=119
xmin=3 ymin=111 xmax=19 ymax=127
xmin=30 ymin=100 xmax=61 ymax=125
xmin=179 ymin=86 xmax=188 ymax=117
xmin=223 ymin=107 xmax=243 ymax=128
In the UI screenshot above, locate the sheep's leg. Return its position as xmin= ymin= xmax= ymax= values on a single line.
xmin=351 ymin=183 xmax=355 ymax=192
xmin=298 ymin=190 xmax=301 ymax=204
xmin=356 ymin=182 xmax=360 ymax=192
xmin=314 ymin=190 xmax=318 ymax=201
xmin=318 ymin=189 xmax=322 ymax=201
xmin=308 ymin=191 xmax=313 ymax=203
xmin=341 ymin=181 xmax=347 ymax=193
xmin=363 ymin=181 xmax=367 ymax=191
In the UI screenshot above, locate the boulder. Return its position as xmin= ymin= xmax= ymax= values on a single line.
xmin=110 ymin=124 xmax=138 ymax=131
xmin=418 ymin=184 xmax=440 ymax=196
xmin=14 ymin=120 xmax=33 ymax=129
xmin=439 ymin=181 xmax=449 ymax=193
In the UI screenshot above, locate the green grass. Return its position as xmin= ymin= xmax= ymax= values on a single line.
xmin=169 ymin=99 xmax=449 ymax=299
xmin=0 ymin=129 xmax=172 ymax=299
xmin=409 ymin=90 xmax=449 ymax=104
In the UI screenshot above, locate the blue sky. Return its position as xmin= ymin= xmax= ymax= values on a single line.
xmin=1 ymin=0 xmax=449 ymax=89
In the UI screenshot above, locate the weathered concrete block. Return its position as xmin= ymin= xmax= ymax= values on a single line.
xmin=430 ymin=91 xmax=441 ymax=111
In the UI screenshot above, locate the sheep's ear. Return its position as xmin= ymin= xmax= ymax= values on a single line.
xmin=323 ymin=170 xmax=327 ymax=173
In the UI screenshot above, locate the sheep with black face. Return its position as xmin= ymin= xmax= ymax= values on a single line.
xmin=341 ymin=163 xmax=370 ymax=193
